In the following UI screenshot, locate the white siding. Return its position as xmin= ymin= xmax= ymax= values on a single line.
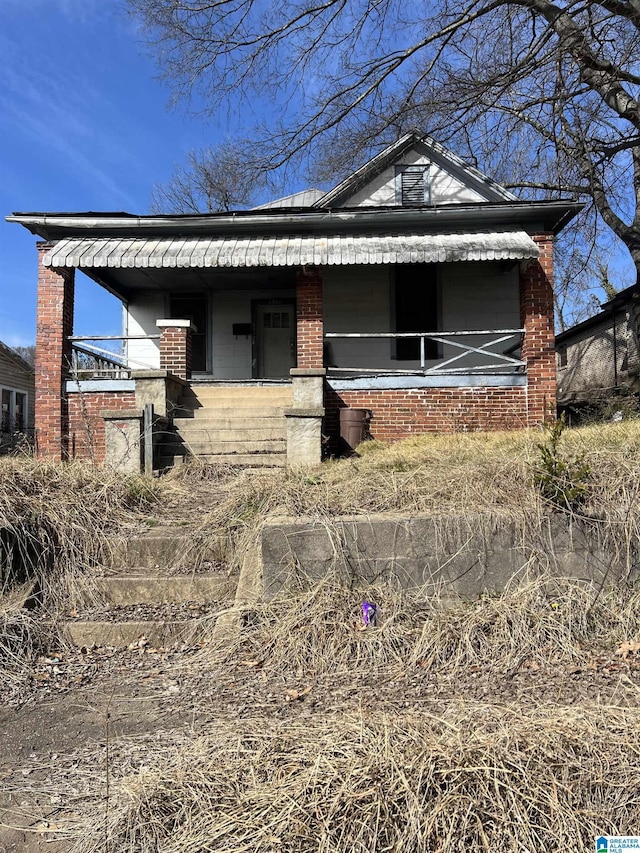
xmin=211 ymin=289 xmax=295 ymax=379
xmin=343 ymin=149 xmax=487 ymax=207
xmin=125 ymin=294 xmax=164 ymax=370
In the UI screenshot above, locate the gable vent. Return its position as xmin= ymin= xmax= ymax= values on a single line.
xmin=397 ymin=166 xmax=429 ymax=206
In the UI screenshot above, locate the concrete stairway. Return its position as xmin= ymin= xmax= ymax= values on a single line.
xmin=169 ymin=384 xmax=292 ymax=467
xmin=63 ymin=526 xmax=237 ymax=649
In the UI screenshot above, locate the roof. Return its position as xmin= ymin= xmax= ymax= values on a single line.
xmin=555 ymin=284 xmax=639 ymax=346
xmin=43 ymin=230 xmax=540 ymax=269
xmin=313 ymin=132 xmax=520 ymax=207
xmin=253 ymin=189 xmax=326 ymax=209
xmin=0 ymin=340 xmax=34 ymax=375
xmin=7 ymin=200 xmax=583 ymax=242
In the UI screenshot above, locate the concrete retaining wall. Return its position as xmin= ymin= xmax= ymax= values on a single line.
xmin=261 ymin=513 xmax=635 ymax=599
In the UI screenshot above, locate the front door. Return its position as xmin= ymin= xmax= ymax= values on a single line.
xmin=253 ymin=301 xmax=296 ymax=378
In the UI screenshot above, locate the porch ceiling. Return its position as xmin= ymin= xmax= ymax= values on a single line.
xmin=44 ymin=230 xmax=539 ymax=273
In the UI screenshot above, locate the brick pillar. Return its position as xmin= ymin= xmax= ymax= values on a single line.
xmin=35 ymin=242 xmax=75 ymax=460
xmin=520 ymin=234 xmax=556 ymax=426
xmin=296 ymin=267 xmax=324 ymax=369
xmin=156 ymin=320 xmax=193 ymax=380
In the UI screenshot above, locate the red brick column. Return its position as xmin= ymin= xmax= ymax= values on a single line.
xmin=35 ymin=242 xmax=75 ymax=460
xmin=296 ymin=267 xmax=324 ymax=369
xmin=520 ymin=234 xmax=556 ymax=426
xmin=156 ymin=320 xmax=193 ymax=380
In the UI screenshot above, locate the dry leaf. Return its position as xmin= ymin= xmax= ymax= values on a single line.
xmin=615 ymin=640 xmax=640 ymax=659
xmin=285 ymin=686 xmax=312 ymax=702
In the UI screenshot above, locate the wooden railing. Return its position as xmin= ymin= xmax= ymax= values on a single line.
xmin=323 ymin=329 xmax=525 ymax=375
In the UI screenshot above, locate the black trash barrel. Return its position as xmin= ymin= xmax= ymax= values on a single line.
xmin=339 ymin=408 xmax=370 ymax=452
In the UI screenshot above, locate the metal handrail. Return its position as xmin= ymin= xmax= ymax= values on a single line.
xmin=67 ymin=335 xmax=159 ymax=378
xmin=324 ymin=329 xmax=525 ymax=374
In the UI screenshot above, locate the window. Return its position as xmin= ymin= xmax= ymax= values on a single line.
xmin=1 ymin=388 xmax=28 ymax=433
xmin=393 ymin=264 xmax=439 ymax=360
xmin=15 ymin=393 xmax=26 ymax=432
xmin=558 ymin=347 xmax=568 ymax=368
xmin=396 ymin=165 xmax=430 ymax=206
xmin=1 ymin=389 xmax=10 ymax=432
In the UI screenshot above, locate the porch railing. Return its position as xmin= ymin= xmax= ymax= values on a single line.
xmin=324 ymin=329 xmax=525 ymax=375
xmin=67 ymin=335 xmax=160 ymax=379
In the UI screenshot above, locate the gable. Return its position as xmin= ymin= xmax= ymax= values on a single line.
xmin=315 ymin=134 xmax=517 ymax=209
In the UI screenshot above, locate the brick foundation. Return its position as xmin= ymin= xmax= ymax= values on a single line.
xmin=325 ymin=385 xmax=528 ymax=450
xmin=35 ymin=243 xmax=75 ymax=460
xmin=520 ymin=234 xmax=556 ymax=424
xmin=68 ymin=391 xmax=137 ymax=463
xmin=296 ymin=268 xmax=323 ymax=368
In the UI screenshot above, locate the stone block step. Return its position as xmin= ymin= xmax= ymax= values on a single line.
xmin=180 ymin=439 xmax=286 ymax=455
xmin=175 ymin=425 xmax=286 ymax=441
xmin=194 ymin=452 xmax=286 ymax=466
xmin=96 ymin=574 xmax=234 ymax=605
xmin=177 ymin=406 xmax=289 ymax=420
xmin=108 ymin=528 xmax=222 ymax=570
xmin=63 ymin=619 xmax=211 ymax=649
xmin=187 ymin=386 xmax=292 ymax=401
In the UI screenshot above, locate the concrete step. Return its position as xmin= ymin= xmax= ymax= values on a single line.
xmin=180 ymin=439 xmax=286 ymax=454
xmin=194 ymin=452 xmax=286 ymax=466
xmin=176 ymin=406 xmax=289 ymax=420
xmin=96 ymin=574 xmax=234 ymax=605
xmin=182 ymin=390 xmax=292 ymax=408
xmin=174 ymin=425 xmax=286 ymax=441
xmin=63 ymin=619 xmax=213 ymax=649
xmin=108 ymin=528 xmax=222 ymax=570
xmin=187 ymin=385 xmax=292 ymax=399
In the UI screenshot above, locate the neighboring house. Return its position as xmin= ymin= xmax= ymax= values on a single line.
xmin=8 ymin=132 xmax=582 ymax=468
xmin=556 ymin=284 xmax=640 ymax=415
xmin=0 ymin=340 xmax=35 ymax=447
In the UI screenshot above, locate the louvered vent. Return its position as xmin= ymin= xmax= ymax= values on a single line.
xmin=401 ymin=169 xmax=427 ymax=206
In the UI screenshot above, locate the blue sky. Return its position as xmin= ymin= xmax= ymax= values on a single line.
xmin=1 ymin=1 xmax=635 ymax=349
xmin=0 ymin=0 xmax=249 ymax=347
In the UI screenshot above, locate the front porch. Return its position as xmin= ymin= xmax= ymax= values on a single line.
xmin=31 ymin=240 xmax=555 ymax=470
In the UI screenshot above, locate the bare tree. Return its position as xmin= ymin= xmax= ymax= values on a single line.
xmin=129 ymin=0 xmax=640 ymax=282
xmin=11 ymin=345 xmax=36 ymax=368
xmin=151 ymin=142 xmax=265 ymax=213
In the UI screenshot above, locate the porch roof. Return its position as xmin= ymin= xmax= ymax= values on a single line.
xmin=43 ymin=230 xmax=539 ymax=269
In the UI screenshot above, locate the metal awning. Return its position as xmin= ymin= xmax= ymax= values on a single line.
xmin=43 ymin=230 xmax=539 ymax=269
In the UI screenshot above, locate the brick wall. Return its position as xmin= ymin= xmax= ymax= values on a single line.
xmin=296 ymin=268 xmax=323 ymax=368
xmin=520 ymin=235 xmax=556 ymax=424
xmin=35 ymin=242 xmax=75 ymax=460
xmin=158 ymin=323 xmax=192 ymax=380
xmin=67 ymin=391 xmax=137 ymax=463
xmin=325 ymin=385 xmax=528 ymax=450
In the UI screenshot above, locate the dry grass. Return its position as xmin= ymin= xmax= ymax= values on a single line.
xmin=0 ymin=457 xmax=159 ymax=606
xmin=182 ymin=420 xmax=640 ymax=574
xmin=206 ymin=573 xmax=640 ymax=680
xmin=5 ymin=424 xmax=640 ymax=850
xmin=0 ymin=458 xmax=160 ymax=694
xmin=60 ymin=574 xmax=640 ymax=852
xmin=70 ymin=703 xmax=640 ymax=853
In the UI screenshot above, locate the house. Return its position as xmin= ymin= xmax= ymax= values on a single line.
xmin=556 ymin=283 xmax=640 ymax=418
xmin=7 ymin=132 xmax=582 ymax=468
xmin=0 ymin=340 xmax=35 ymax=449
